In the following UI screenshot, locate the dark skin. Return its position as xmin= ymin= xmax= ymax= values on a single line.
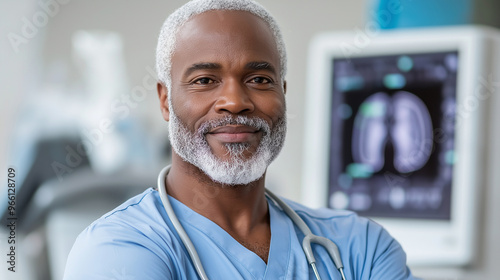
xmin=157 ymin=10 xmax=287 ymax=263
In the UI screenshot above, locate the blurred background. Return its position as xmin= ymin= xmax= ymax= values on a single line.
xmin=1 ymin=0 xmax=499 ymax=279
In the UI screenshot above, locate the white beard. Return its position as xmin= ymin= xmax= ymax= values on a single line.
xmin=168 ymin=109 xmax=286 ymax=186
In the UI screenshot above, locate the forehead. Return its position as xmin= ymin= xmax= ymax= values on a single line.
xmin=171 ymin=10 xmax=280 ymax=76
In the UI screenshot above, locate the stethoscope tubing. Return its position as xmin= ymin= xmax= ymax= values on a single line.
xmin=158 ymin=166 xmax=210 ymax=280
xmin=157 ymin=165 xmax=346 ymax=280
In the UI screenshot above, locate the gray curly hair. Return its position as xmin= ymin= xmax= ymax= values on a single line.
xmin=155 ymin=0 xmax=287 ymax=92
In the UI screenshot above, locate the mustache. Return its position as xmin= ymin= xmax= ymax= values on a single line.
xmin=197 ymin=115 xmax=270 ymax=136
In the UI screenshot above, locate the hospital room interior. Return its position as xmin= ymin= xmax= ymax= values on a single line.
xmin=1 ymin=0 xmax=500 ymax=279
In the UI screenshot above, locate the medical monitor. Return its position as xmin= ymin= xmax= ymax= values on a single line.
xmin=302 ymin=26 xmax=500 ymax=266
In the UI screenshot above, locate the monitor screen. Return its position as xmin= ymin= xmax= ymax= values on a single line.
xmin=304 ymin=26 xmax=499 ymax=266
xmin=327 ymin=51 xmax=458 ymax=220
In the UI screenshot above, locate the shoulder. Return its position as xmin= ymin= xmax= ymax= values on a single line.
xmin=77 ymin=188 xmax=183 ymax=250
xmin=281 ymin=198 xmax=372 ymax=234
xmin=278 ymin=198 xmax=390 ymax=251
xmin=78 ymin=188 xmax=168 ymax=239
xmin=64 ymin=188 xmax=178 ymax=279
xmin=98 ymin=188 xmax=162 ymax=225
xmin=280 ymin=198 xmax=417 ymax=279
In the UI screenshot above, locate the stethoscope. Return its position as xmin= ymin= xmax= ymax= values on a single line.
xmin=157 ymin=165 xmax=347 ymax=280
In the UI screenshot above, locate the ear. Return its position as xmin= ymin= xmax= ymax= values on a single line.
xmin=157 ymin=82 xmax=170 ymax=122
xmin=283 ymin=80 xmax=287 ymax=95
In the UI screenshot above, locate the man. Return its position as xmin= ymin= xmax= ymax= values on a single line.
xmin=64 ymin=0 xmax=417 ymax=279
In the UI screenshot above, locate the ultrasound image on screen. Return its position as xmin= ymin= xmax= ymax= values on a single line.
xmin=328 ymin=52 xmax=458 ymax=220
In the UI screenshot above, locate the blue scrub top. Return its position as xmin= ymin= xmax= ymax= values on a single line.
xmin=64 ymin=188 xmax=417 ymax=279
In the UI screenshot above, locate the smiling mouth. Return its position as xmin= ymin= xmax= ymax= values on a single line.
xmin=209 ymin=125 xmax=259 ymax=134
xmin=207 ymin=125 xmax=260 ymax=143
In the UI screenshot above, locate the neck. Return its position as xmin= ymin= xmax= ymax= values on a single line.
xmin=166 ymin=153 xmax=269 ymax=235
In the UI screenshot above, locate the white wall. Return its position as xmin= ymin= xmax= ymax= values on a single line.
xmin=1 ymin=1 xmax=499 ymax=279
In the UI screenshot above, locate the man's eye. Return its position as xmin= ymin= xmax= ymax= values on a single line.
xmin=250 ymin=77 xmax=271 ymax=84
xmin=194 ymin=78 xmax=214 ymax=85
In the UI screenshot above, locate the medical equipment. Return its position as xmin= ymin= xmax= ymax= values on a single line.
xmin=302 ymin=26 xmax=500 ymax=266
xmin=157 ymin=165 xmax=346 ymax=280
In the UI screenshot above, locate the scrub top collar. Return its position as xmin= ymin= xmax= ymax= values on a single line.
xmin=164 ymin=193 xmax=303 ymax=279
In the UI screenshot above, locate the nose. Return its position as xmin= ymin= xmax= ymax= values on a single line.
xmin=214 ymin=79 xmax=255 ymax=115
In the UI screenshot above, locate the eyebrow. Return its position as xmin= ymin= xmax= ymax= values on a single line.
xmin=184 ymin=62 xmax=221 ymax=77
xmin=245 ymin=61 xmax=277 ymax=74
xmin=183 ymin=61 xmax=277 ymax=78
